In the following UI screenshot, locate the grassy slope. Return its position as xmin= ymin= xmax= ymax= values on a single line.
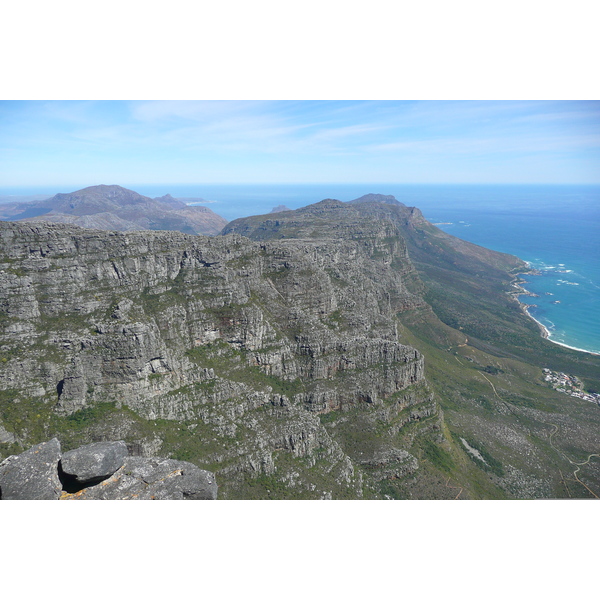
xmin=401 ymin=215 xmax=600 ymax=390
xmin=391 ymin=214 xmax=600 ymax=499
xmin=397 ymin=307 xmax=600 ymax=498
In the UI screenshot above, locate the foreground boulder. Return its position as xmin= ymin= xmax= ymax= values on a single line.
xmin=0 ymin=438 xmax=62 ymax=500
xmin=60 ymin=457 xmax=218 ymax=500
xmin=0 ymin=439 xmax=217 ymax=500
xmin=61 ymin=441 xmax=128 ymax=487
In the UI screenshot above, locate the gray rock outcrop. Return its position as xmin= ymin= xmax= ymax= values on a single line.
xmin=0 ymin=423 xmax=16 ymax=444
xmin=60 ymin=440 xmax=128 ymax=486
xmin=61 ymin=456 xmax=218 ymax=500
xmin=0 ymin=438 xmax=218 ymax=500
xmin=0 ymin=438 xmax=62 ymax=499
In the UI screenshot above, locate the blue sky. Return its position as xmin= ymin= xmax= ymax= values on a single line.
xmin=1 ymin=100 xmax=599 ymax=187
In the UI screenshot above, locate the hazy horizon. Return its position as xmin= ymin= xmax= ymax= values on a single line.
xmin=2 ymin=101 xmax=599 ymax=188
xmin=2 ymin=181 xmax=600 ymax=196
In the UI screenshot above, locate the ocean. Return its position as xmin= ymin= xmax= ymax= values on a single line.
xmin=2 ymin=183 xmax=599 ymax=355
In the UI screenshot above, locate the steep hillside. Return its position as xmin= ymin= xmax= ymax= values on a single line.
xmin=223 ymin=196 xmax=600 ymax=498
xmin=347 ymin=198 xmax=600 ymax=384
xmin=0 ymin=185 xmax=227 ymax=236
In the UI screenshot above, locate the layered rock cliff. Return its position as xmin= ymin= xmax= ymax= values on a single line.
xmin=0 ymin=213 xmax=439 ymax=499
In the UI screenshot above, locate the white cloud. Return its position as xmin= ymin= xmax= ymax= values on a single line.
xmin=130 ymin=100 xmax=266 ymax=123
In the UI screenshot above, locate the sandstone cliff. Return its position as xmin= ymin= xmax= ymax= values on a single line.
xmin=0 ymin=213 xmax=438 ymax=499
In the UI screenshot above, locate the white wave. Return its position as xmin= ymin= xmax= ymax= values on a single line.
xmin=546 ymin=338 xmax=600 ymax=356
xmin=523 ymin=310 xmax=600 ymax=354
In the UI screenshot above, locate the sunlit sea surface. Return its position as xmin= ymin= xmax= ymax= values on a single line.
xmin=3 ymin=184 xmax=599 ymax=355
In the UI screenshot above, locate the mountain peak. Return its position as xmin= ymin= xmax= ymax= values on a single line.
xmin=67 ymin=184 xmax=144 ymax=198
xmin=349 ymin=193 xmax=405 ymax=206
xmin=79 ymin=184 xmax=133 ymax=193
xmin=270 ymin=204 xmax=292 ymax=213
xmin=48 ymin=185 xmax=148 ymax=210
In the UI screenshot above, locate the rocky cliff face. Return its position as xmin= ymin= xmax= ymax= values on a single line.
xmin=0 ymin=214 xmax=438 ymax=499
xmin=223 ymin=196 xmax=525 ymax=279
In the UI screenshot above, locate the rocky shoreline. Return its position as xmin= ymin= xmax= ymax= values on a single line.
xmin=508 ymin=272 xmax=549 ymax=340
xmin=509 ymin=272 xmax=600 ymax=355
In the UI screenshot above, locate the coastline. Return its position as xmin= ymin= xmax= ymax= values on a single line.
xmin=510 ymin=272 xmax=600 ymax=357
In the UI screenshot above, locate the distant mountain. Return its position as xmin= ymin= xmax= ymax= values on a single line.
xmin=270 ymin=204 xmax=292 ymax=213
xmin=349 ymin=193 xmax=405 ymax=206
xmin=152 ymin=193 xmax=187 ymax=209
xmin=0 ymin=185 xmax=228 ymax=236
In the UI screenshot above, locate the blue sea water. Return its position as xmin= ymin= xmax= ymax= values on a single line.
xmin=2 ymin=183 xmax=599 ymax=355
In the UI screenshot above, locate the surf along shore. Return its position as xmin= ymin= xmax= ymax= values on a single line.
xmin=509 ymin=269 xmax=600 ymax=357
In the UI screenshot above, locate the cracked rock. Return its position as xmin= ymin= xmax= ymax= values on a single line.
xmin=0 ymin=438 xmax=62 ymax=500
xmin=60 ymin=456 xmax=218 ymax=500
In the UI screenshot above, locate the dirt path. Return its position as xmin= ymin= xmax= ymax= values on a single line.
xmin=444 ymin=477 xmax=463 ymax=499
xmin=479 ymin=372 xmax=502 ymax=401
xmin=549 ymin=424 xmax=600 ymax=498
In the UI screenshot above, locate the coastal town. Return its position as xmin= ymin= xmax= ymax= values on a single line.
xmin=543 ymin=368 xmax=600 ymax=405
